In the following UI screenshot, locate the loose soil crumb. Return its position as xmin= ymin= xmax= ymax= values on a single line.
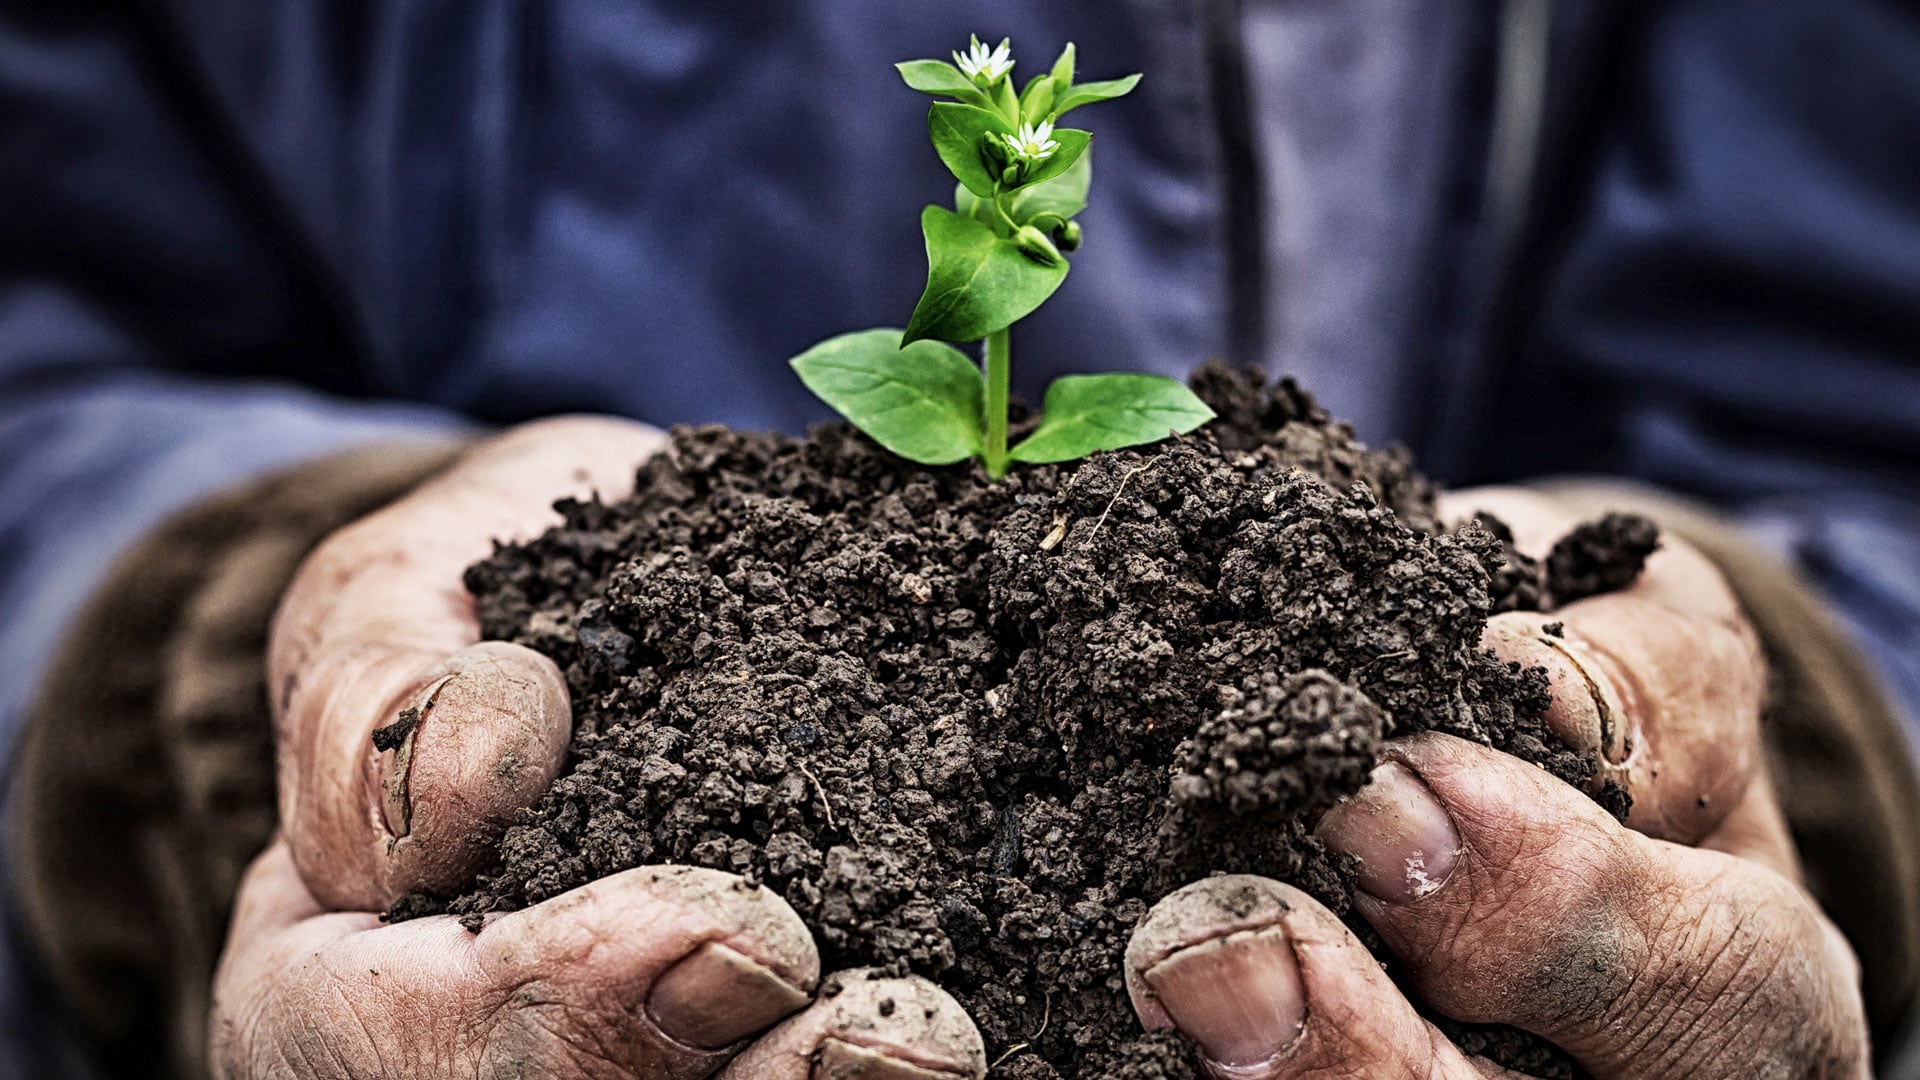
xmin=1545 ymin=512 xmax=1660 ymax=605
xmin=370 ymin=708 xmax=418 ymax=753
xmin=397 ymin=365 xmax=1655 ymax=1079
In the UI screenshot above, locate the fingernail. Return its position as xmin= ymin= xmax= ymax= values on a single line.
xmin=374 ymin=672 xmax=454 ymax=838
xmin=648 ymin=942 xmax=811 ymax=1049
xmin=813 ymin=1038 xmax=969 ymax=1080
xmin=1540 ymin=634 xmax=1632 ymax=765
xmin=1315 ymin=760 xmax=1461 ymax=903
xmin=1143 ymin=926 xmax=1305 ymax=1071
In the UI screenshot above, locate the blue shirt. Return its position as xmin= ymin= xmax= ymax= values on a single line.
xmin=2 ymin=0 xmax=1918 ymax=1073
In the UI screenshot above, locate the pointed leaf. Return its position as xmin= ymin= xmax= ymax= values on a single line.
xmin=1050 ymin=43 xmax=1077 ymax=91
xmin=1019 ymin=73 xmax=1056 ymax=124
xmin=1010 ymin=141 xmax=1091 ymax=219
xmin=1003 ymin=129 xmax=1090 ymax=192
xmin=1054 ymin=74 xmax=1142 ymax=117
xmin=991 ymin=72 xmax=1021 ymax=123
xmin=1009 ymin=373 xmax=1215 ymax=463
xmin=929 ymin=103 xmax=1014 ymax=197
xmin=791 ymin=328 xmax=985 ymax=465
xmin=895 ymin=60 xmax=990 ymax=108
xmin=905 ymin=206 xmax=1069 ymax=344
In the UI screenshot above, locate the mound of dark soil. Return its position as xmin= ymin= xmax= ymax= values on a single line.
xmin=396 ymin=365 xmax=1653 ymax=1078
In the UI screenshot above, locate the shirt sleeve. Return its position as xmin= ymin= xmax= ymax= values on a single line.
xmin=0 ymin=9 xmax=471 ymax=750
xmin=0 ymin=11 xmax=475 ymax=1075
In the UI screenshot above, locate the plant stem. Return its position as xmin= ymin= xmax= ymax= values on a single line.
xmin=984 ymin=327 xmax=1011 ymax=479
xmin=991 ymin=188 xmax=1018 ymax=236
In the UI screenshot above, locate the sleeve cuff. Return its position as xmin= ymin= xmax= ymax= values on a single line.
xmin=2 ymin=429 xmax=471 ymax=1079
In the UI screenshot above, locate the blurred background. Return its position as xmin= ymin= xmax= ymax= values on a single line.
xmin=0 ymin=0 xmax=1917 ymax=1074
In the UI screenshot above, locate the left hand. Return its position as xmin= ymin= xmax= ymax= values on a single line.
xmin=211 ymin=419 xmax=986 ymax=1080
xmin=1122 ymin=488 xmax=1871 ymax=1079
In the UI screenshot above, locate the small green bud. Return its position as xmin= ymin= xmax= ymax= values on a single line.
xmin=1055 ymin=220 xmax=1084 ymax=252
xmin=1014 ymin=225 xmax=1065 ymax=266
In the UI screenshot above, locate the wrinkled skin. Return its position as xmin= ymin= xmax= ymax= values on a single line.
xmin=211 ymin=424 xmax=1869 ymax=1079
xmin=1124 ymin=489 xmax=1869 ymax=1080
xmin=216 ymin=419 xmax=984 ymax=1080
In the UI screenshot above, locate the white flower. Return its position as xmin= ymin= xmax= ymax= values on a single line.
xmin=954 ymin=35 xmax=1014 ymax=85
xmin=1000 ymin=120 xmax=1060 ymax=164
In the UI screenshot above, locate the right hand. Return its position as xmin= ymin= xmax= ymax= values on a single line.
xmin=1120 ymin=490 xmax=1868 ymax=1079
xmin=210 ymin=418 xmax=985 ymax=1080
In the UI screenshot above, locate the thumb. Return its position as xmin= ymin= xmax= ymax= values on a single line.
xmin=1126 ymin=875 xmax=1513 ymax=1079
xmin=269 ymin=416 xmax=664 ymax=910
xmin=1314 ymin=733 xmax=1868 ymax=1079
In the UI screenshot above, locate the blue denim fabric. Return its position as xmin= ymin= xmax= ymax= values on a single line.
xmin=1 ymin=0 xmax=1917 ymax=1073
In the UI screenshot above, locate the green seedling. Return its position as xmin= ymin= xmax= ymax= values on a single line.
xmin=790 ymin=37 xmax=1214 ymax=479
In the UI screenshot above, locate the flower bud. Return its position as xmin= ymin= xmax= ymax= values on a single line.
xmin=1014 ymin=225 xmax=1065 ymax=267
xmin=954 ymin=36 xmax=1015 ymax=88
xmin=1055 ymin=220 xmax=1083 ymax=252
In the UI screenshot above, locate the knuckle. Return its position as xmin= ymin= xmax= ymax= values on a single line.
xmin=1492 ymin=844 xmax=1698 ymax=1037
xmin=1406 ymin=818 xmax=1631 ymax=1026
xmin=217 ymin=959 xmax=429 ymax=1080
xmin=490 ymin=986 xmax=641 ymax=1080
xmin=1593 ymin=859 xmax=1868 ymax=1079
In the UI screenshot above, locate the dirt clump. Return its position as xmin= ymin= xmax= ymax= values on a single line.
xmin=1545 ymin=512 xmax=1661 ymax=604
xmin=396 ymin=364 xmax=1656 ymax=1079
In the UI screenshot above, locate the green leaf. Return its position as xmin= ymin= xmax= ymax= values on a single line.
xmin=954 ymin=183 xmax=998 ymax=228
xmin=1018 ymin=73 xmax=1056 ymax=124
xmin=1050 ymin=43 xmax=1077 ymax=91
xmin=1054 ymin=74 xmax=1142 ymax=117
xmin=1004 ymin=129 xmax=1090 ymax=192
xmin=790 ymin=328 xmax=985 ymax=465
xmin=1011 ymin=145 xmax=1091 ymax=222
xmin=991 ymin=73 xmax=1021 ymax=124
xmin=1009 ymin=373 xmax=1215 ymax=463
xmin=929 ymin=103 xmax=1014 ymax=197
xmin=905 ymin=206 xmax=1069 ymax=345
xmin=895 ymin=60 xmax=990 ymax=108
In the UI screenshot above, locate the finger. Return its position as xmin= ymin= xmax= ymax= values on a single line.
xmin=1445 ymin=487 xmax=1765 ymax=843
xmin=717 ymin=971 xmax=985 ymax=1080
xmin=1125 ymin=874 xmax=1490 ymax=1079
xmin=214 ymin=848 xmax=820 ymax=1079
xmin=1315 ymin=733 xmax=1869 ymax=1080
xmin=1482 ymin=601 xmax=1763 ymax=843
xmin=476 ymin=865 xmax=819 ymax=1074
xmin=1699 ymin=764 xmax=1802 ymax=881
xmin=268 ymin=416 xmax=664 ymax=909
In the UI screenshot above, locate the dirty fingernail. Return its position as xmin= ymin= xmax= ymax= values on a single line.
xmin=1143 ymin=926 xmax=1305 ymax=1070
xmin=1315 ymin=761 xmax=1460 ymax=904
xmin=648 ymin=941 xmax=811 ymax=1049
xmin=374 ymin=673 xmax=453 ymax=838
xmin=813 ymin=1038 xmax=970 ymax=1080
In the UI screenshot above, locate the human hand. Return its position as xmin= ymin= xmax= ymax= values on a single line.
xmin=210 ymin=418 xmax=986 ymax=1079
xmin=1123 ymin=488 xmax=1870 ymax=1079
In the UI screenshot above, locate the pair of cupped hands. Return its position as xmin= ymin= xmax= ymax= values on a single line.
xmin=213 ymin=418 xmax=1870 ymax=1079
